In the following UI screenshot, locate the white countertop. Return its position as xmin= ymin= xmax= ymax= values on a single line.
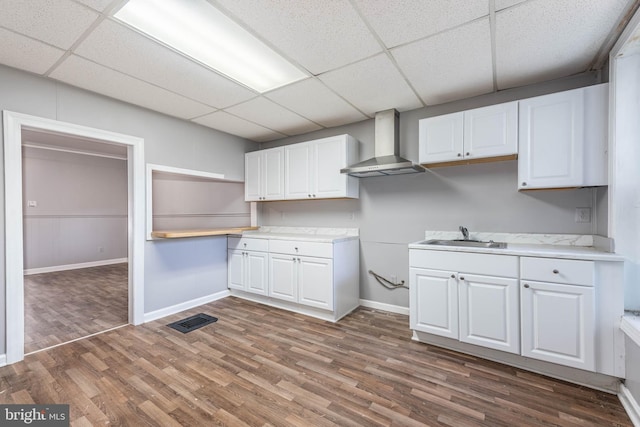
xmin=409 ymin=230 xmax=624 ymax=261
xmin=232 ymin=226 xmax=359 ymax=243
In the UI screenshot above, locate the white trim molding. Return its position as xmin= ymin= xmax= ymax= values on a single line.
xmin=143 ymin=290 xmax=230 ymax=323
xmin=359 ymin=299 xmax=409 ymax=316
xmin=0 ymin=354 xmax=7 ymax=368
xmin=3 ymin=110 xmax=145 ymax=364
xmin=620 ymin=383 xmax=640 ymax=427
xmin=24 ymin=258 xmax=128 ymax=276
xmin=622 ymin=315 xmax=640 ymax=347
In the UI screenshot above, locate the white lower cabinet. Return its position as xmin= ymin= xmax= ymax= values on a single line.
xmin=410 ymin=268 xmax=458 ymax=339
xmin=227 ymin=238 xmax=269 ymax=296
xmin=230 ymin=236 xmax=358 ymax=322
xmin=520 ymin=257 xmax=595 ymax=371
xmin=409 ymin=251 xmax=520 ymax=354
xmin=459 ymin=274 xmax=519 ymax=354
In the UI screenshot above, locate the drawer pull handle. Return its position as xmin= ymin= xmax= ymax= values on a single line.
xmin=459 ymin=276 xmax=465 ymax=281
xmin=524 ymin=284 xmax=529 ymax=288
xmin=553 ymin=269 xmax=559 ymax=274
xmin=450 ymin=274 xmax=455 ymax=279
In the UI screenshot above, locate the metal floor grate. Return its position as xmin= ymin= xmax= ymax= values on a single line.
xmin=167 ymin=313 xmax=218 ymax=333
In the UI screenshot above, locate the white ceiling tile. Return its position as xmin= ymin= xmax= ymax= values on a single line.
xmin=318 ymin=54 xmax=423 ymax=114
xmin=496 ymin=0 xmax=631 ymax=89
xmin=266 ymin=78 xmax=367 ymax=127
xmin=215 ymin=0 xmax=382 ymax=74
xmin=50 ymin=55 xmax=214 ymax=120
xmin=193 ymin=112 xmax=286 ymax=142
xmin=73 ymin=0 xmax=113 ymax=11
xmin=75 ymin=20 xmax=256 ymax=108
xmin=495 ymin=0 xmax=529 ymax=11
xmin=0 ymin=0 xmax=99 ymax=49
xmin=353 ymin=0 xmax=488 ymax=48
xmin=392 ymin=19 xmax=494 ymax=105
xmin=225 ymin=97 xmax=322 ymax=135
xmin=0 ymin=28 xmax=65 ymax=74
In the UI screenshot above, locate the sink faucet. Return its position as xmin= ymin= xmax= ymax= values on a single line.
xmin=459 ymin=226 xmax=469 ymax=240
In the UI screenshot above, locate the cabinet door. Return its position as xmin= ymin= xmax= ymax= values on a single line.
xmin=285 ymin=143 xmax=312 ymax=199
xmin=464 ymin=102 xmax=518 ymax=160
xmin=245 ymin=152 xmax=262 ymax=201
xmin=228 ymin=250 xmax=245 ymax=290
xmin=458 ymin=274 xmax=519 ymax=354
xmin=298 ymin=256 xmax=333 ymax=310
xmin=521 ymin=281 xmax=595 ymax=371
xmin=268 ymin=253 xmax=298 ymax=302
xmin=246 ymin=251 xmax=268 ymax=296
xmin=410 ymin=268 xmax=458 ymax=339
xmin=263 ymin=148 xmax=285 ymax=200
xmin=518 ymin=88 xmax=584 ymax=189
xmin=418 ymin=112 xmax=464 ymax=164
xmin=313 ymin=136 xmax=349 ymax=199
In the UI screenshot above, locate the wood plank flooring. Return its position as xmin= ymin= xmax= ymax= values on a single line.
xmin=1 ymin=297 xmax=631 ymax=426
xmin=24 ymin=263 xmax=128 ymax=354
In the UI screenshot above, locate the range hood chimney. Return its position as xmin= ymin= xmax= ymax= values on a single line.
xmin=340 ymin=109 xmax=425 ymax=178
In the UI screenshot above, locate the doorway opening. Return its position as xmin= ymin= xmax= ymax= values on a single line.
xmin=21 ymin=130 xmax=129 ymax=354
xmin=3 ymin=111 xmax=145 ymax=364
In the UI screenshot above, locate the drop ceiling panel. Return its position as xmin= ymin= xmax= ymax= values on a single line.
xmin=75 ymin=20 xmax=256 ymax=108
xmin=353 ymin=0 xmax=488 ymax=48
xmin=495 ymin=0 xmax=529 ymax=10
xmin=0 ymin=0 xmax=99 ymax=49
xmin=496 ymin=0 xmax=631 ymax=89
xmin=266 ymin=78 xmax=367 ymax=127
xmin=50 ymin=55 xmax=215 ymax=120
xmin=193 ymin=111 xmax=286 ymax=142
xmin=319 ymin=54 xmax=423 ymax=114
xmin=225 ymin=97 xmax=322 ymax=135
xmin=0 ymin=28 xmax=65 ymax=74
xmin=215 ymin=0 xmax=382 ymax=74
xmin=74 ymin=0 xmax=114 ymax=12
xmin=393 ymin=19 xmax=494 ymax=105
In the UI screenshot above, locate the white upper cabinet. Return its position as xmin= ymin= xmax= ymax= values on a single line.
xmin=244 ymin=147 xmax=284 ymax=201
xmin=518 ymin=84 xmax=608 ymax=190
xmin=419 ymin=102 xmax=518 ymax=165
xmin=284 ymin=134 xmax=359 ymax=200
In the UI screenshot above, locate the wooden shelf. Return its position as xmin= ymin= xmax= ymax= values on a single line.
xmin=151 ymin=226 xmax=258 ymax=239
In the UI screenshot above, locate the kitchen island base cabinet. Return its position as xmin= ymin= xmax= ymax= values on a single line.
xmin=229 ymin=237 xmax=358 ymax=323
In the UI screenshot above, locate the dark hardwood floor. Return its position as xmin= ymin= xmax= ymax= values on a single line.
xmin=24 ymin=263 xmax=128 ymax=354
xmin=0 ymin=297 xmax=631 ymax=426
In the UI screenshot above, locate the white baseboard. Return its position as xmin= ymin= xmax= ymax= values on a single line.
xmin=359 ymin=299 xmax=409 ymax=316
xmin=24 ymin=258 xmax=128 ymax=275
xmin=620 ymin=383 xmax=640 ymax=427
xmin=143 ymin=290 xmax=230 ymax=323
xmin=0 ymin=354 xmax=6 ymax=368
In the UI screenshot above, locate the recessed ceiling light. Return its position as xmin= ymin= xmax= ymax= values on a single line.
xmin=114 ymin=0 xmax=307 ymax=93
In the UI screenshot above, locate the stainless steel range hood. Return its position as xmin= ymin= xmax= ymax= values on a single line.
xmin=340 ymin=109 xmax=425 ymax=178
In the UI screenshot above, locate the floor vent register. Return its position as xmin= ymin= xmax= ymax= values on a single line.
xmin=167 ymin=313 xmax=218 ymax=333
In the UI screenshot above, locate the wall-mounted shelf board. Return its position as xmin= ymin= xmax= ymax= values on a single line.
xmin=151 ymin=226 xmax=258 ymax=239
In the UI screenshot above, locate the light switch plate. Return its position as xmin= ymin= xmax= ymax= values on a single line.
xmin=575 ymin=207 xmax=591 ymax=223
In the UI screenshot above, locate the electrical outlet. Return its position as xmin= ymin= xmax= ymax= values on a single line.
xmin=27 ymin=200 xmax=37 ymax=207
xmin=575 ymin=207 xmax=591 ymax=223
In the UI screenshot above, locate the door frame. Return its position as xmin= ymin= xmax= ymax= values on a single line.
xmin=3 ymin=110 xmax=145 ymax=364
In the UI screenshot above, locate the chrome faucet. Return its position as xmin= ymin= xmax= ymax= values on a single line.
xmin=459 ymin=226 xmax=469 ymax=241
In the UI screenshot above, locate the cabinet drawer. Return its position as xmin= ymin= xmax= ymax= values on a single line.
xmin=228 ymin=237 xmax=269 ymax=252
xmin=520 ymin=257 xmax=594 ymax=286
xmin=269 ymin=240 xmax=333 ymax=258
xmin=409 ymin=249 xmax=518 ymax=277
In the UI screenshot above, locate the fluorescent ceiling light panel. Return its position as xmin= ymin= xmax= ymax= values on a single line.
xmin=114 ymin=0 xmax=307 ymax=93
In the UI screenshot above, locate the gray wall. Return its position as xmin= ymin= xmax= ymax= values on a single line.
xmin=625 ymin=337 xmax=640 ymax=410
xmin=22 ymin=147 xmax=127 ymax=270
xmin=0 ymin=64 xmax=256 ymax=348
xmin=152 ymin=172 xmax=249 ymax=231
xmin=260 ymin=72 xmax=605 ymax=308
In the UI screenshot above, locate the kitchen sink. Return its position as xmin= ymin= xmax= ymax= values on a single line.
xmin=419 ymin=239 xmax=507 ymax=249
